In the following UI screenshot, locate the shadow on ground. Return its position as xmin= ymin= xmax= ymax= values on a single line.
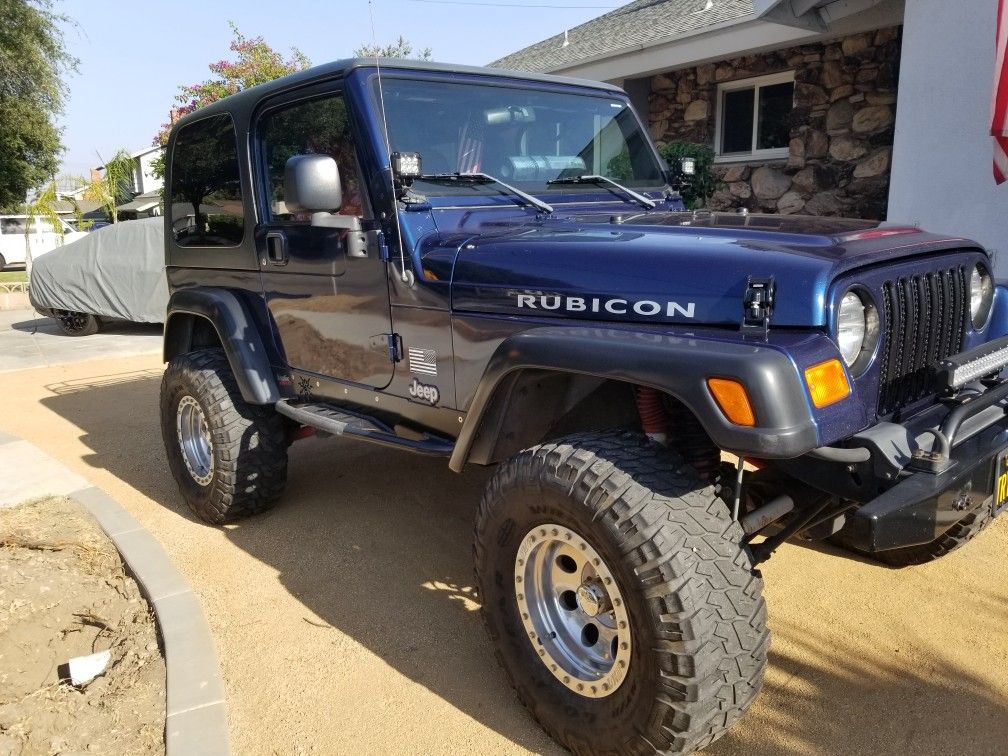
xmin=10 ymin=316 xmax=162 ymax=337
xmin=40 ymin=369 xmax=1008 ymax=754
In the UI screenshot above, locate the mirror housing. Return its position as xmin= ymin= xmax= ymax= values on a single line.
xmin=284 ymin=154 xmax=342 ymax=212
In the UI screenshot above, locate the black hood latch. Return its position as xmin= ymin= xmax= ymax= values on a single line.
xmin=742 ymin=277 xmax=775 ymax=339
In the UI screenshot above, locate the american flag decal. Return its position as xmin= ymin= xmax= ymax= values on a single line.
xmin=408 ymin=347 xmax=438 ymax=376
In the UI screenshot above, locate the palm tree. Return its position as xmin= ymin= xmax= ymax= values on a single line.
xmin=23 ymin=181 xmax=64 ymax=278
xmin=82 ymin=149 xmax=136 ymax=223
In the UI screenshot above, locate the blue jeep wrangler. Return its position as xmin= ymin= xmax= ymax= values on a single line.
xmin=159 ymin=60 xmax=1007 ymax=754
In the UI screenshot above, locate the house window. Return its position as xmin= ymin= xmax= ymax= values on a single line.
xmin=715 ymin=71 xmax=795 ymax=161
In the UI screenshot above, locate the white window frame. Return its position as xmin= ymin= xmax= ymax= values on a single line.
xmin=714 ymin=70 xmax=796 ymax=163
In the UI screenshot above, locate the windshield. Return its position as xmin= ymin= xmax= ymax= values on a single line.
xmin=373 ymin=77 xmax=665 ymax=197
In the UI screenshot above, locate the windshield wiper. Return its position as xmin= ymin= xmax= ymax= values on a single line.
xmin=547 ymin=174 xmax=656 ymax=210
xmin=418 ymin=172 xmax=553 ymax=214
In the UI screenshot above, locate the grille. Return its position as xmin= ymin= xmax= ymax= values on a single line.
xmin=877 ymin=266 xmax=968 ymax=415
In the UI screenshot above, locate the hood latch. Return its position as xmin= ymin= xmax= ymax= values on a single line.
xmin=742 ymin=277 xmax=775 ymax=339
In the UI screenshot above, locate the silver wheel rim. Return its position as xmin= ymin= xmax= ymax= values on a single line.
xmin=176 ymin=395 xmax=214 ymax=486
xmin=515 ymin=523 xmax=631 ymax=698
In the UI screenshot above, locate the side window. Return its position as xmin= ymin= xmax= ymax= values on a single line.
xmin=1 ymin=218 xmax=26 ymax=235
xmin=259 ymin=94 xmax=364 ymax=222
xmin=170 ymin=113 xmax=244 ymax=247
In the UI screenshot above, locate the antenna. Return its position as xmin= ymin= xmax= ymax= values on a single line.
xmin=367 ymin=0 xmax=414 ymax=286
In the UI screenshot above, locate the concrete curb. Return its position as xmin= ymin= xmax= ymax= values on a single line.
xmin=0 ymin=434 xmax=230 ymax=756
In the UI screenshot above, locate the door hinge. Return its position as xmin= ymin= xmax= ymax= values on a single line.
xmin=742 ymin=276 xmax=775 ymax=339
xmin=387 ymin=333 xmax=403 ymax=363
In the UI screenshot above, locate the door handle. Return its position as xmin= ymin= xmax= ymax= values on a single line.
xmin=266 ymin=231 xmax=288 ymax=266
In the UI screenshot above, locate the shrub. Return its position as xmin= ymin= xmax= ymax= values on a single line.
xmin=657 ymin=141 xmax=717 ymax=210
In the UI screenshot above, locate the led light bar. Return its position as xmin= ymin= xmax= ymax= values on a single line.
xmin=937 ymin=336 xmax=1008 ymax=389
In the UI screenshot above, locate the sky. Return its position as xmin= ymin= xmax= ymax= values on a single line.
xmin=55 ymin=0 xmax=619 ymax=178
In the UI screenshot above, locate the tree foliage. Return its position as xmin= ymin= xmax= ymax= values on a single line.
xmin=0 ymin=0 xmax=77 ymax=210
xmin=153 ymin=23 xmax=310 ymax=150
xmin=353 ymin=36 xmax=432 ymax=60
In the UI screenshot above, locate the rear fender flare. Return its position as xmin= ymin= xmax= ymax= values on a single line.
xmin=163 ymin=287 xmax=279 ymax=405
xmin=449 ymin=326 xmax=820 ymax=471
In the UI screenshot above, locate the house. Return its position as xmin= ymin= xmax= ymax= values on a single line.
xmin=492 ymin=0 xmax=1005 ymax=254
xmin=50 ymin=181 xmax=104 ymax=224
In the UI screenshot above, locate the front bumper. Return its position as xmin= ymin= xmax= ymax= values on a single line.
xmin=845 ymin=410 xmax=1008 ymax=551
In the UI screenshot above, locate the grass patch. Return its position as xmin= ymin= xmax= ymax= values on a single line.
xmin=0 ymin=270 xmax=27 ymax=283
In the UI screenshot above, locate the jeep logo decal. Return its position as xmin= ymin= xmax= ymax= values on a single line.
xmin=514 ymin=294 xmax=695 ymax=319
xmin=409 ymin=377 xmax=440 ymax=406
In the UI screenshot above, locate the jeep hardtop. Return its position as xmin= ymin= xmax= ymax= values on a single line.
xmin=159 ymin=59 xmax=1008 ymax=754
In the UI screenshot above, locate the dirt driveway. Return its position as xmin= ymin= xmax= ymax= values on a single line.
xmin=1 ymin=353 xmax=1006 ymax=755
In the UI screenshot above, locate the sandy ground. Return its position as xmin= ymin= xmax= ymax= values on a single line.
xmin=0 ymin=497 xmax=164 ymax=755
xmin=0 ymin=353 xmax=1006 ymax=755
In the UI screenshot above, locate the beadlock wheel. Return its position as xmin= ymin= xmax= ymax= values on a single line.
xmin=176 ymin=395 xmax=214 ymax=486
xmin=515 ymin=523 xmax=632 ymax=698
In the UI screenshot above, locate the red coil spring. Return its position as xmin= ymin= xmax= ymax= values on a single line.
xmin=635 ymin=386 xmax=669 ymax=437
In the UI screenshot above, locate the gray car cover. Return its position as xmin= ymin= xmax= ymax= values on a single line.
xmin=29 ymin=216 xmax=168 ymax=324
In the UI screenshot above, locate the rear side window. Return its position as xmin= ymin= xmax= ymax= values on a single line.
xmin=170 ymin=114 xmax=244 ymax=247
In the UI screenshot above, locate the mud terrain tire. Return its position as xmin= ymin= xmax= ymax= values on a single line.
xmin=160 ymin=348 xmax=287 ymax=524
xmin=875 ymin=504 xmax=995 ymax=567
xmin=475 ymin=431 xmax=768 ymax=755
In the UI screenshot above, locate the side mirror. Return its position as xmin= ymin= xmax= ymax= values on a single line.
xmin=284 ymin=154 xmax=342 ymax=212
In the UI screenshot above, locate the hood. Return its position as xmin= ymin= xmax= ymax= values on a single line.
xmin=429 ymin=211 xmax=982 ymax=327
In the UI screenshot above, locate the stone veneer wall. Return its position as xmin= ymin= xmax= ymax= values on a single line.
xmin=647 ymin=26 xmax=902 ymax=219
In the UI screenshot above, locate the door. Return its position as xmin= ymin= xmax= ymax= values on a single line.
xmin=29 ymin=217 xmax=62 ymax=258
xmin=255 ymin=88 xmax=395 ymax=389
xmin=0 ymin=217 xmax=28 ymax=265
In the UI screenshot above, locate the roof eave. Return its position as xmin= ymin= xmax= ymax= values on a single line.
xmin=536 ymin=13 xmax=759 ymax=75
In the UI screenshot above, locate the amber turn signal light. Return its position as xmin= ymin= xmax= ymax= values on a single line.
xmin=804 ymin=359 xmax=851 ymax=408
xmin=707 ymin=377 xmax=756 ymax=427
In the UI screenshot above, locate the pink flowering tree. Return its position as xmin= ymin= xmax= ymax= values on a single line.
xmin=152 ymin=24 xmax=310 ymax=177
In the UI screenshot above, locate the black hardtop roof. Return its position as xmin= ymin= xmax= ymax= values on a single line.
xmin=172 ymin=58 xmax=626 ymax=130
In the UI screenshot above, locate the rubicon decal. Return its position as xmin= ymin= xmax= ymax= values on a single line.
xmin=409 ymin=377 xmax=440 ymax=406
xmin=514 ymin=293 xmax=695 ymax=319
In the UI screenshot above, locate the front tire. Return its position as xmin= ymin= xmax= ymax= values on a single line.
xmin=160 ymin=348 xmax=288 ymax=524
xmin=475 ymin=431 xmax=767 ymax=755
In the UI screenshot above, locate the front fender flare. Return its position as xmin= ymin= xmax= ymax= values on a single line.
xmin=449 ymin=326 xmax=820 ymax=471
xmin=164 ymin=287 xmax=280 ymax=405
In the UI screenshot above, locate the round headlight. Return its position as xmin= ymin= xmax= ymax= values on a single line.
xmin=970 ymin=263 xmax=994 ymax=328
xmin=837 ymin=291 xmax=866 ymax=366
xmin=836 ymin=289 xmax=880 ymax=372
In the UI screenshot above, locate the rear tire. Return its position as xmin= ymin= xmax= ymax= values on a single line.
xmin=475 ymin=431 xmax=767 ymax=755
xmin=160 ymin=348 xmax=287 ymax=524
xmin=875 ymin=505 xmax=994 ymax=567
xmin=54 ymin=310 xmax=100 ymax=336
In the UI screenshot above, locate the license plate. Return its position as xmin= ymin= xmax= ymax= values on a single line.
xmin=994 ymin=450 xmax=1008 ymax=516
